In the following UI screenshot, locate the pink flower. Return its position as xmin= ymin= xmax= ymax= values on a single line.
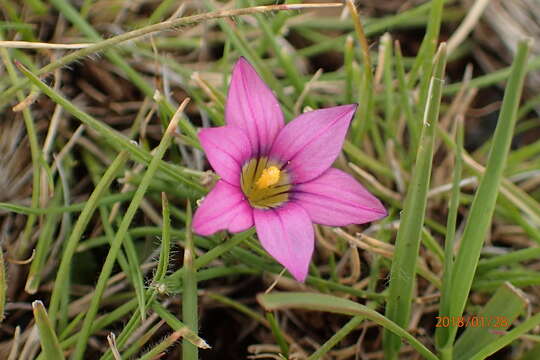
xmin=192 ymin=58 xmax=386 ymax=282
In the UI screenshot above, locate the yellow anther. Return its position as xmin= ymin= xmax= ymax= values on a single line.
xmin=255 ymin=166 xmax=281 ymax=189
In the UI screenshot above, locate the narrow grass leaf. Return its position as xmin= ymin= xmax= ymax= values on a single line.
xmin=48 ymin=151 xmax=128 ymax=327
xmin=469 ymin=311 xmax=540 ymax=360
xmin=32 ymin=300 xmax=65 ymax=360
xmin=266 ymin=312 xmax=289 ymax=357
xmin=15 ymin=62 xmax=206 ymax=195
xmin=182 ymin=201 xmax=199 ymax=360
xmin=258 ymin=292 xmax=438 ymax=360
xmin=152 ymin=302 xmax=210 ymax=349
xmin=25 ymin=199 xmax=61 ymax=294
xmin=383 ymin=43 xmax=447 ymax=359
xmin=435 ymin=117 xmax=463 ymax=350
xmin=137 ymin=330 xmax=183 ymax=360
xmin=153 ymin=193 xmax=171 ymax=284
xmin=444 ymin=38 xmax=531 ymax=347
xmin=122 ymin=231 xmax=147 ymax=322
xmin=71 ymin=99 xmax=189 ymax=360
xmin=454 ymin=283 xmax=527 ymax=359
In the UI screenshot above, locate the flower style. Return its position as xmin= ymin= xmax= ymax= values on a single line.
xmin=192 ymin=58 xmax=386 ymax=282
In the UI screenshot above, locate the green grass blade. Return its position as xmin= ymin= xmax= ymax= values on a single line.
xmin=454 ymin=283 xmax=527 ymax=359
xmin=346 ymin=0 xmax=376 ymax=143
xmin=182 ymin=201 xmax=199 ymax=360
xmin=32 ymin=300 xmax=65 ymax=360
xmin=435 ymin=118 xmax=463 ymax=350
xmin=14 ymin=62 xmax=206 ymax=195
xmin=152 ymin=302 xmax=210 ymax=349
xmin=444 ymin=38 xmax=532 ymax=348
xmin=469 ymin=311 xmax=540 ymax=360
xmin=71 ymin=100 xmax=189 ymax=360
xmin=383 ymin=43 xmax=447 ymax=359
xmin=137 ymin=331 xmax=183 ymax=360
xmin=25 ymin=190 xmax=61 ymax=294
xmin=258 ymin=292 xmax=438 ymax=360
xmin=0 ymin=42 xmax=42 ymax=259
xmin=163 ymin=229 xmax=256 ymax=290
xmin=153 ymin=193 xmax=171 ymax=284
xmin=48 ymin=151 xmax=128 ymax=327
xmin=308 ymin=316 xmax=364 ymax=360
xmin=122 ymin=231 xmax=147 ymax=322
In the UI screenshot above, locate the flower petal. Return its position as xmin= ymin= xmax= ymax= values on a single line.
xmin=193 ymin=181 xmax=253 ymax=236
xmin=253 ymin=203 xmax=314 ymax=282
xmin=199 ymin=126 xmax=252 ymax=186
xmin=269 ymin=104 xmax=357 ymax=183
xmin=225 ymin=57 xmax=284 ymax=155
xmin=294 ymin=168 xmax=387 ymax=226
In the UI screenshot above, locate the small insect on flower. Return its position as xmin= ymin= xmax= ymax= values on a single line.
xmin=193 ymin=57 xmax=386 ymax=282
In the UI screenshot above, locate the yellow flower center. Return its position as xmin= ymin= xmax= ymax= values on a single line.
xmin=241 ymin=157 xmax=291 ymax=209
xmin=255 ymin=166 xmax=281 ymax=189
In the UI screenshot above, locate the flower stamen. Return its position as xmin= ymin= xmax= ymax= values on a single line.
xmin=255 ymin=166 xmax=281 ymax=189
xmin=241 ymin=158 xmax=291 ymax=209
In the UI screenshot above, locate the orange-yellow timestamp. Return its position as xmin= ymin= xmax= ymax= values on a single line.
xmin=435 ymin=316 xmax=511 ymax=328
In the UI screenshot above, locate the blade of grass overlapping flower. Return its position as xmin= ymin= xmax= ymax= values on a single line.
xmin=182 ymin=201 xmax=199 ymax=360
xmin=383 ymin=43 xmax=447 ymax=359
xmin=47 ymin=151 xmax=128 ymax=327
xmin=0 ymin=44 xmax=43 ymax=260
xmin=435 ymin=117 xmax=463 ymax=352
xmin=453 ymin=283 xmax=527 ymax=360
xmin=70 ymin=99 xmax=189 ymax=360
xmin=15 ymin=62 xmax=206 ymax=195
xmin=32 ymin=301 xmax=65 ymax=360
xmin=440 ymin=38 xmax=532 ymax=352
xmin=258 ymin=292 xmax=438 ymax=360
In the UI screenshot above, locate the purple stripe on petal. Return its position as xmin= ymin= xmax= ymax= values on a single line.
xmin=294 ymin=168 xmax=387 ymax=226
xmin=193 ymin=181 xmax=253 ymax=236
xmin=254 ymin=203 xmax=314 ymax=282
xmin=199 ymin=126 xmax=252 ymax=187
xmin=226 ymin=57 xmax=284 ymax=155
xmin=269 ymin=104 xmax=357 ymax=183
